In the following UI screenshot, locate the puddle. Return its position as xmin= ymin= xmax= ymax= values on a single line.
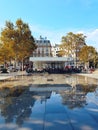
xmin=0 ymin=74 xmax=98 ymax=130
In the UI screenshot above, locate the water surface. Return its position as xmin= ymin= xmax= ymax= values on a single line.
xmin=0 ymin=75 xmax=98 ymax=130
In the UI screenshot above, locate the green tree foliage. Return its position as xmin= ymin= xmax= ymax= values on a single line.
xmin=0 ymin=22 xmax=15 ymax=65
xmin=95 ymin=53 xmax=98 ymax=68
xmin=0 ymin=19 xmax=37 ymax=69
xmin=0 ymin=43 xmax=12 ymax=65
xmin=59 ymin=32 xmax=86 ymax=57
xmin=79 ymin=45 xmax=97 ymax=67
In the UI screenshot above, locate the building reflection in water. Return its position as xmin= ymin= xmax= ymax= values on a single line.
xmin=0 ymin=88 xmax=52 ymax=126
xmin=0 ymin=81 xmax=97 ymax=128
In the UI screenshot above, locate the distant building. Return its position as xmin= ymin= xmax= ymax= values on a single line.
xmin=30 ymin=36 xmax=73 ymax=71
xmin=33 ymin=36 xmax=52 ymax=57
xmin=51 ymin=43 xmax=86 ymax=67
xmin=51 ymin=44 xmax=61 ymax=57
xmin=51 ymin=44 xmax=74 ymax=67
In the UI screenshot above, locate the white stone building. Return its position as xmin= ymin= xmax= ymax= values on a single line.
xmin=33 ymin=36 xmax=52 ymax=57
xmin=30 ymin=40 xmax=74 ymax=70
xmin=51 ymin=44 xmax=61 ymax=57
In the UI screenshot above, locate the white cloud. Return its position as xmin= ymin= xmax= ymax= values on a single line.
xmin=86 ymin=29 xmax=98 ymax=51
xmin=0 ymin=22 xmax=5 ymax=32
xmin=30 ymin=24 xmax=98 ymax=51
xmin=74 ymin=29 xmax=98 ymax=51
xmin=0 ymin=20 xmax=98 ymax=51
xmin=30 ymin=24 xmax=66 ymax=45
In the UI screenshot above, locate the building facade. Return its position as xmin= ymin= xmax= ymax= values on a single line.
xmin=51 ymin=44 xmax=61 ymax=57
xmin=33 ymin=36 xmax=52 ymax=57
xmin=30 ymin=38 xmax=73 ymax=71
xmin=51 ymin=44 xmax=74 ymax=67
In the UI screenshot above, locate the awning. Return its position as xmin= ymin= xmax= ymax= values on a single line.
xmin=29 ymin=57 xmax=73 ymax=62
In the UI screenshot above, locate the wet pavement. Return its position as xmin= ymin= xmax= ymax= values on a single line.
xmin=0 ymin=74 xmax=98 ymax=130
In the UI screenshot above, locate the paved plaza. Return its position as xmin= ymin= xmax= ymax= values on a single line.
xmin=0 ymin=68 xmax=98 ymax=79
xmin=0 ymin=70 xmax=98 ymax=130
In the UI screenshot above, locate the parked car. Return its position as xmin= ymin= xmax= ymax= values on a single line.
xmin=0 ymin=65 xmax=4 ymax=73
xmin=8 ymin=66 xmax=20 ymax=72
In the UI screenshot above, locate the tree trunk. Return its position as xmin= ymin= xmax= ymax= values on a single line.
xmin=21 ymin=58 xmax=24 ymax=71
xmin=4 ymin=57 xmax=6 ymax=68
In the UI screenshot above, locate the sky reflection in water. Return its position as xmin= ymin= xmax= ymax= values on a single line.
xmin=0 ymin=75 xmax=98 ymax=130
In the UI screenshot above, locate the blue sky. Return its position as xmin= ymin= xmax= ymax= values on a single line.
xmin=0 ymin=0 xmax=98 ymax=50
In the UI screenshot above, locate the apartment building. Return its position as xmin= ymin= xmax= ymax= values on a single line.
xmin=33 ymin=36 xmax=52 ymax=57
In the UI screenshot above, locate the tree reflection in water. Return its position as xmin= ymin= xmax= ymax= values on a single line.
xmin=61 ymin=84 xmax=97 ymax=109
xmin=0 ymin=81 xmax=97 ymax=127
xmin=0 ymin=88 xmax=52 ymax=127
xmin=0 ymin=88 xmax=35 ymax=126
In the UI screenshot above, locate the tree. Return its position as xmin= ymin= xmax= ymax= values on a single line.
xmin=59 ymin=32 xmax=86 ymax=66
xmin=0 ymin=43 xmax=13 ymax=67
xmin=0 ymin=19 xmax=37 ymax=70
xmin=79 ymin=45 xmax=97 ymax=68
xmin=0 ymin=22 xmax=15 ymax=66
xmin=14 ymin=19 xmax=37 ymax=70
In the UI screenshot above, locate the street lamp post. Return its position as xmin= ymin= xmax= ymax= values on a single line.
xmin=76 ymin=45 xmax=78 ymax=67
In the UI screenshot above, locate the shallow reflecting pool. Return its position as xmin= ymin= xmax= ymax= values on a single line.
xmin=0 ymin=75 xmax=98 ymax=130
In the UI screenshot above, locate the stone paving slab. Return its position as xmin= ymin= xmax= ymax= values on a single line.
xmin=44 ymin=113 xmax=73 ymax=130
xmin=0 ymin=76 xmax=13 ymax=80
xmin=0 ymin=74 xmax=98 ymax=130
xmin=0 ymin=71 xmax=25 ymax=81
xmin=78 ymin=74 xmax=98 ymax=80
xmin=67 ymin=108 xmax=98 ymax=130
xmin=77 ymin=69 xmax=98 ymax=80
